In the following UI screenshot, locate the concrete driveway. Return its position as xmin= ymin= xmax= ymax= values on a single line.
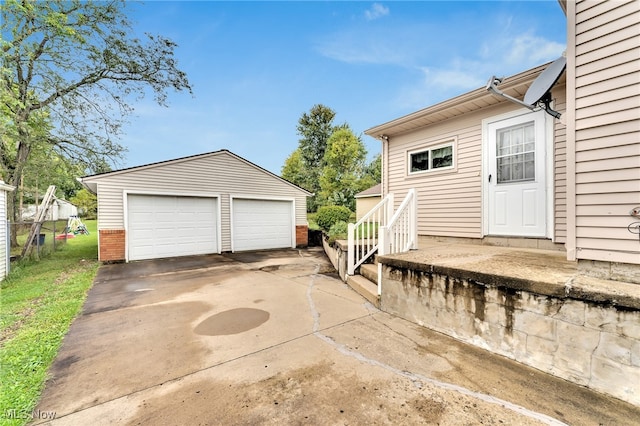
xmin=35 ymin=248 xmax=639 ymax=425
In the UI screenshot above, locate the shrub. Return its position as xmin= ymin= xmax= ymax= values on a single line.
xmin=307 ymin=213 xmax=320 ymax=231
xmin=315 ymin=205 xmax=352 ymax=231
xmin=327 ymin=220 xmax=349 ymax=244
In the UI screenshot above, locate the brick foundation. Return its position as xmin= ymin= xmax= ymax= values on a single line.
xmin=296 ymin=225 xmax=308 ymax=248
xmin=99 ymin=229 xmax=126 ymax=262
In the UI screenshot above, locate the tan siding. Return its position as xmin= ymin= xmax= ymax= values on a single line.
xmin=576 ymin=21 xmax=640 ymax=55
xmin=577 ymin=34 xmax=640 ymax=66
xmin=86 ymin=152 xmax=308 ymax=252
xmin=575 ymin=59 xmax=639 ymax=88
xmin=554 ymin=85 xmax=567 ymax=243
xmin=356 ymin=196 xmax=381 ymax=220
xmin=575 ymin=72 xmax=638 ymax=98
xmin=576 ymin=3 xmax=639 ymax=44
xmin=387 ymin=104 xmax=509 ymax=239
xmin=575 ymin=47 xmax=639 ymax=75
xmin=573 ymin=0 xmax=640 ymax=264
xmin=387 ymin=88 xmax=568 ymax=242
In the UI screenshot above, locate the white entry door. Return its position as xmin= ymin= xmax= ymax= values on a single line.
xmin=486 ymin=111 xmax=548 ymax=237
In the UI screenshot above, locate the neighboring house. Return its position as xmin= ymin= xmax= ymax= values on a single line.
xmin=1 ymin=180 xmax=15 ymax=281
xmin=80 ymin=150 xmax=312 ymax=262
xmin=364 ymin=1 xmax=640 ymax=282
xmin=354 ymin=183 xmax=381 ymax=220
xmin=21 ymin=199 xmax=78 ymax=221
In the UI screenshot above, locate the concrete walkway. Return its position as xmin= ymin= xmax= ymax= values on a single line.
xmin=34 ymin=248 xmax=639 ymax=425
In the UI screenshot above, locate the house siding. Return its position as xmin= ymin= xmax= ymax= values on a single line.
xmin=387 ymin=108 xmax=485 ymax=239
xmin=387 ymin=90 xmax=566 ymax=241
xmin=554 ymin=86 xmax=568 ymax=243
xmin=571 ymin=0 xmax=640 ymax=265
xmin=356 ymin=196 xmax=382 ymax=220
xmin=85 ymin=151 xmax=308 ymax=254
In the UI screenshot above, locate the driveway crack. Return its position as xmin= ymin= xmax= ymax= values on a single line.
xmin=304 ymin=265 xmax=568 ymax=426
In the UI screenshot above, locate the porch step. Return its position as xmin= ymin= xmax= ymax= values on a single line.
xmin=346 ymin=274 xmax=379 ymax=308
xmin=360 ymin=263 xmax=379 ymax=283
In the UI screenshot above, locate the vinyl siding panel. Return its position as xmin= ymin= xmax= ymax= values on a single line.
xmin=573 ymin=0 xmax=640 ymax=264
xmin=386 ymin=93 xmax=567 ymax=241
xmin=85 ymin=152 xmax=308 ymax=252
xmin=387 ymin=107 xmax=486 ymax=239
xmin=554 ymin=86 xmax=568 ymax=242
xmin=356 ymin=196 xmax=381 ymax=220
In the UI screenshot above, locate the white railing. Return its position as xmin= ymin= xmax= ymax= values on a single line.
xmin=347 ymin=188 xmax=418 ymax=297
xmin=347 ymin=193 xmax=394 ymax=275
xmin=377 ymin=189 xmax=418 ymax=294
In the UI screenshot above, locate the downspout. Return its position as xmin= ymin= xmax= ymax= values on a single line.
xmin=379 ymin=134 xmax=389 ymax=198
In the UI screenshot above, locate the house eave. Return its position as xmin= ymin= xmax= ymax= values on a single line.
xmin=365 ymin=62 xmax=552 ymax=139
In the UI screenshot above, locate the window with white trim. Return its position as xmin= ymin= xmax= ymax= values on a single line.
xmin=408 ymin=143 xmax=454 ymax=174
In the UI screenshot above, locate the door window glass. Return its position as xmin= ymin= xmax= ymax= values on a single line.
xmin=496 ymin=122 xmax=535 ymax=183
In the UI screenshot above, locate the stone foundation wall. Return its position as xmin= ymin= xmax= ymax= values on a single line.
xmin=380 ymin=265 xmax=640 ymax=406
xmin=578 ymin=259 xmax=640 ymax=285
xmin=322 ymin=237 xmax=347 ymax=281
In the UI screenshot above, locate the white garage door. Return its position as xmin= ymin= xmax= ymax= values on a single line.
xmin=127 ymin=195 xmax=218 ymax=261
xmin=232 ymin=199 xmax=293 ymax=251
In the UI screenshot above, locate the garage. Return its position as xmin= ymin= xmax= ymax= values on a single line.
xmin=127 ymin=194 xmax=219 ymax=261
xmin=232 ymin=198 xmax=293 ymax=251
xmin=80 ymin=150 xmax=311 ymax=262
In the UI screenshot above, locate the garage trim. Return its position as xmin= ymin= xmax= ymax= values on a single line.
xmin=124 ymin=190 xmax=221 ymax=261
xmin=230 ymin=195 xmax=296 ymax=252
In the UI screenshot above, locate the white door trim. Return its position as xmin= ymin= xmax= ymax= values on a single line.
xmin=481 ymin=109 xmax=554 ymax=238
xmin=230 ymin=195 xmax=296 ymax=252
xmin=123 ymin=191 xmax=221 ymax=261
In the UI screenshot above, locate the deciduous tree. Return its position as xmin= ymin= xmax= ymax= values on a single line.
xmin=1 ymin=0 xmax=192 ymax=245
xmin=281 ymin=148 xmax=306 ymax=189
xmin=319 ymin=127 xmax=368 ymax=211
xmin=295 ymin=104 xmax=338 ymax=211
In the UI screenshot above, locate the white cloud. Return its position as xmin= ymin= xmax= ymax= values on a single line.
xmin=315 ymin=31 xmax=411 ymax=65
xmin=421 ymin=67 xmax=485 ymax=91
xmin=504 ymin=34 xmax=565 ymax=65
xmin=316 ymin=8 xmax=566 ymax=111
xmin=365 ymin=3 xmax=389 ymax=21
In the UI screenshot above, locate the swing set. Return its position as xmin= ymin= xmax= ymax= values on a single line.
xmin=65 ymin=215 xmax=90 ymax=235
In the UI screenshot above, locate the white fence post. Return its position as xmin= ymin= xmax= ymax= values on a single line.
xmin=411 ymin=188 xmax=418 ymax=249
xmin=5 ymin=220 xmax=9 ymax=277
xmin=347 ymin=223 xmax=355 ymax=275
xmin=377 ymin=225 xmax=387 ymax=296
xmin=386 ymin=193 xmax=394 ymax=226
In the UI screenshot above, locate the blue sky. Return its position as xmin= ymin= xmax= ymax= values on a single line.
xmin=121 ymin=1 xmax=567 ymax=174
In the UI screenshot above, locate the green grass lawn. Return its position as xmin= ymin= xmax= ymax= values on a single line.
xmin=0 ymin=220 xmax=99 ymax=425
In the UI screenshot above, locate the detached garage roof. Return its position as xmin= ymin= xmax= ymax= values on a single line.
xmin=80 ymin=149 xmax=312 ymax=196
xmin=355 ymin=183 xmax=381 ymax=198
